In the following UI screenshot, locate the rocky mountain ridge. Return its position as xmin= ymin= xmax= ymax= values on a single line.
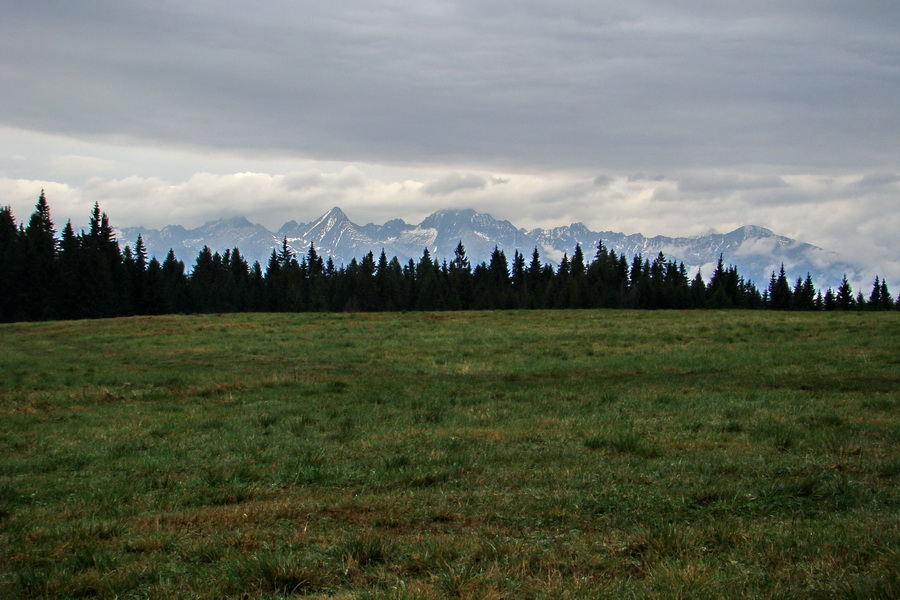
xmin=117 ymin=207 xmax=854 ymax=289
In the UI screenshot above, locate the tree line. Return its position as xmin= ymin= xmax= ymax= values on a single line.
xmin=1 ymin=192 xmax=896 ymax=322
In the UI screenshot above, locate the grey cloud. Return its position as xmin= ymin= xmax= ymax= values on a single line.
xmin=281 ymin=173 xmax=324 ymax=192
xmin=3 ymin=1 xmax=899 ymax=172
xmin=628 ymin=173 xmax=667 ymax=183
xmin=677 ymin=174 xmax=789 ymax=195
xmin=422 ymin=173 xmax=488 ymax=196
xmin=855 ymin=172 xmax=900 ymax=188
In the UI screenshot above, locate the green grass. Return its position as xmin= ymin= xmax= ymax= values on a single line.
xmin=1 ymin=310 xmax=898 ymax=599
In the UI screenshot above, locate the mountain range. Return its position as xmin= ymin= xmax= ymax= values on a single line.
xmin=117 ymin=207 xmax=854 ymax=290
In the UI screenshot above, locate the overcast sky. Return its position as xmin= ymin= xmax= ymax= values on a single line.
xmin=2 ymin=1 xmax=898 ymax=279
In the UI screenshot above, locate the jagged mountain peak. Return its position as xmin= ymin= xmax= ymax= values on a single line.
xmin=323 ymin=206 xmax=350 ymax=221
xmin=734 ymin=225 xmax=776 ymax=238
xmin=221 ymin=216 xmax=255 ymax=228
xmin=419 ymin=208 xmax=478 ymax=227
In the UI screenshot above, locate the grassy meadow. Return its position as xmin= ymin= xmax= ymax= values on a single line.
xmin=1 ymin=310 xmax=898 ymax=599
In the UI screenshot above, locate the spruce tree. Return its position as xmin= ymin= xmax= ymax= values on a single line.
xmin=768 ymin=264 xmax=792 ymax=310
xmin=356 ymin=251 xmax=377 ymax=311
xmin=0 ymin=206 xmax=22 ymax=321
xmin=689 ymin=271 xmax=706 ymax=309
xmin=22 ymin=190 xmax=59 ymax=319
xmin=127 ymin=235 xmax=150 ymax=314
xmin=449 ymin=242 xmax=473 ymax=309
xmin=525 ymin=248 xmax=546 ymax=308
xmin=879 ymin=280 xmax=894 ymax=310
xmin=823 ymin=288 xmax=836 ymax=310
xmin=80 ymin=203 xmax=124 ymax=318
xmin=487 ymin=247 xmax=511 ymax=308
xmin=161 ymin=249 xmax=189 ymax=313
xmin=568 ymin=245 xmax=588 ymax=307
xmin=835 ymin=275 xmax=854 ymax=310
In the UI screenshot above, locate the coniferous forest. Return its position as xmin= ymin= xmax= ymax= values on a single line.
xmin=2 ymin=192 xmax=897 ymax=322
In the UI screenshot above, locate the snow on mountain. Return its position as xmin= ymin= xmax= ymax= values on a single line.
xmin=116 ymin=207 xmax=857 ymax=289
xmin=117 ymin=217 xmax=281 ymax=266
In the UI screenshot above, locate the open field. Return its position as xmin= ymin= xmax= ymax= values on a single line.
xmin=1 ymin=310 xmax=898 ymax=599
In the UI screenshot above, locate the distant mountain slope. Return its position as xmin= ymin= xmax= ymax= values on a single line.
xmin=117 ymin=207 xmax=855 ymax=289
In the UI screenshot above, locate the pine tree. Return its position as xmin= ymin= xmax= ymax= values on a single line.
xmin=768 ymin=264 xmax=792 ymax=310
xmin=356 ymin=251 xmax=377 ymax=311
xmin=0 ymin=206 xmax=22 ymax=321
xmin=80 ymin=203 xmax=124 ymax=317
xmin=127 ymin=235 xmax=150 ymax=314
xmin=571 ymin=244 xmax=586 ymax=277
xmin=866 ymin=276 xmax=893 ymax=310
xmin=414 ymin=248 xmax=439 ymax=310
xmin=799 ymin=274 xmax=817 ymax=310
xmin=21 ymin=190 xmax=59 ymax=319
xmin=303 ymin=243 xmax=327 ymax=310
xmin=525 ymin=248 xmax=547 ymax=308
xmin=190 ymin=246 xmax=219 ymax=312
xmin=835 ymin=275 xmax=854 ymax=310
xmin=823 ymin=288 xmax=836 ymax=310
xmin=879 ymin=279 xmax=894 ymax=310
xmin=449 ymin=242 xmax=473 ymax=309
xmin=144 ymin=257 xmax=164 ymax=314
xmin=689 ymin=271 xmax=706 ymax=309
xmin=374 ymin=250 xmax=401 ymax=310
xmin=510 ymin=250 xmax=527 ymax=308
xmin=487 ymin=246 xmax=511 ymax=308
xmin=161 ymin=249 xmax=189 ymax=313
xmin=568 ymin=244 xmax=588 ymax=307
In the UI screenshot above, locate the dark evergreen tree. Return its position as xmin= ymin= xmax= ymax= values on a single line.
xmin=586 ymin=241 xmax=613 ymax=308
xmin=160 ymin=249 xmax=189 ymax=313
xmin=568 ymin=244 xmax=588 ymax=307
xmin=879 ymin=279 xmax=894 ymax=310
xmin=22 ymin=190 xmax=59 ymax=319
xmin=356 ymin=251 xmax=377 ymax=311
xmin=793 ymin=273 xmax=816 ymax=311
xmin=823 ymin=288 xmax=836 ymax=310
xmin=304 ymin=243 xmax=327 ymax=310
xmin=125 ymin=235 xmax=150 ymax=314
xmin=144 ymin=257 xmax=165 ymax=314
xmin=510 ymin=250 xmax=527 ymax=308
xmin=80 ymin=203 xmax=125 ymax=318
xmin=414 ymin=248 xmax=441 ymax=310
xmin=524 ymin=248 xmax=548 ymax=308
xmin=190 ymin=246 xmax=222 ymax=312
xmin=835 ymin=275 xmax=854 ymax=310
xmin=55 ymin=220 xmax=84 ymax=319
xmin=446 ymin=242 xmax=473 ymax=309
xmin=375 ymin=250 xmax=404 ymax=311
xmin=569 ymin=244 xmax=587 ymax=277
xmin=0 ymin=206 xmax=23 ymax=321
xmin=482 ymin=246 xmax=512 ymax=309
xmin=865 ymin=276 xmax=892 ymax=310
xmin=768 ymin=265 xmax=792 ymax=310
xmin=689 ymin=271 xmax=706 ymax=309
xmin=706 ymin=255 xmax=734 ymax=308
